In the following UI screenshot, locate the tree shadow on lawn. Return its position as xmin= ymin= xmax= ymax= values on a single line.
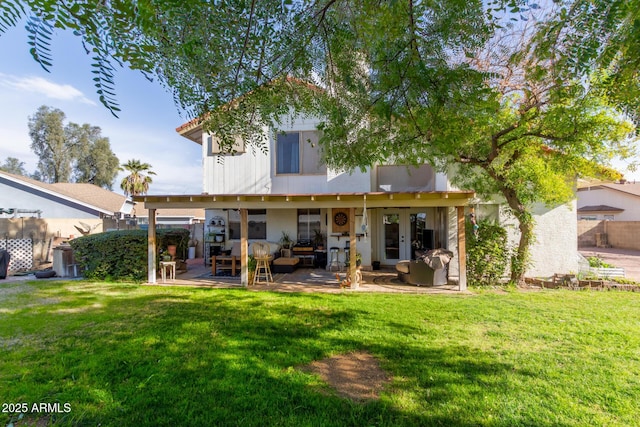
xmin=1 ymin=284 xmax=534 ymax=426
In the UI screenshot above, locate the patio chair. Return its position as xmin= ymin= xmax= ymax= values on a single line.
xmin=252 ymin=242 xmax=273 ymax=285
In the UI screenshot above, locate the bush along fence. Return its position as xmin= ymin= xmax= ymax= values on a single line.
xmin=70 ymin=229 xmax=190 ymax=282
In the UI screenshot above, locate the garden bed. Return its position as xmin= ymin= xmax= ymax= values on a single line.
xmin=524 ymin=275 xmax=640 ymax=292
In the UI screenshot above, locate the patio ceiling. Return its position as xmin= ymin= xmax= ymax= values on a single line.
xmin=134 ymin=190 xmax=475 ymax=210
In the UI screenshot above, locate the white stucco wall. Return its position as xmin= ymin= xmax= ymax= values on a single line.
xmin=504 ymin=201 xmax=580 ymax=278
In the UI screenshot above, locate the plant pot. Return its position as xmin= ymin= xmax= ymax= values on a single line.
xmin=167 ymin=245 xmax=177 ymax=257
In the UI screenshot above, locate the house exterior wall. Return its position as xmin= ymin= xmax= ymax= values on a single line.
xmin=525 ymin=201 xmax=580 ymax=277
xmin=202 ymin=127 xmax=272 ymax=194
xmin=195 ymin=115 xmax=581 ymax=279
xmin=0 ymin=179 xmax=102 ymax=219
xmin=577 ymin=186 xmax=640 ymax=221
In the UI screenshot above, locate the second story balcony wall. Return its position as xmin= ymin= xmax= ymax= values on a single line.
xmin=376 ymin=164 xmax=437 ymax=192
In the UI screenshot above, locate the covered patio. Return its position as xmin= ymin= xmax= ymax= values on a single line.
xmin=133 ymin=190 xmax=474 ymax=291
xmin=146 ymin=259 xmax=469 ymax=294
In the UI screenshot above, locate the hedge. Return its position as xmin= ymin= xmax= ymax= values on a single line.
xmin=70 ymin=229 xmax=190 ymax=281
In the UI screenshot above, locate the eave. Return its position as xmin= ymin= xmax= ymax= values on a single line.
xmin=134 ymin=191 xmax=475 ymax=210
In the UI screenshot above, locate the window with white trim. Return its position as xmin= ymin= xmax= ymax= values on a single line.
xmin=297 ymin=208 xmax=321 ymax=241
xmin=228 ymin=209 xmax=267 ymax=239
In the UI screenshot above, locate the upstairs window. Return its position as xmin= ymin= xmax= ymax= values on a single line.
xmin=207 ymin=135 xmax=245 ymax=155
xmin=276 ymin=131 xmax=326 ymax=175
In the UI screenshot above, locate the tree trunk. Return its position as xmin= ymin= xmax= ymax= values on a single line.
xmin=500 ymin=186 xmax=533 ymax=285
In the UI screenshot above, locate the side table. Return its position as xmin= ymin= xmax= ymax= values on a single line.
xmin=159 ymin=261 xmax=176 ymax=283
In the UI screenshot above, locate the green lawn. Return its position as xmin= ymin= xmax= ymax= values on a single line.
xmin=0 ymin=281 xmax=639 ymax=426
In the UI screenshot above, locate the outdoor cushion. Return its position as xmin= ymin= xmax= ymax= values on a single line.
xmin=273 ymin=257 xmax=299 ymax=267
xmin=272 ymin=257 xmax=299 ymax=273
xmin=395 ymin=260 xmax=410 ymax=274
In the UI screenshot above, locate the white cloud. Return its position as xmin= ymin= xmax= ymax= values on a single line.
xmin=0 ymin=73 xmax=96 ymax=105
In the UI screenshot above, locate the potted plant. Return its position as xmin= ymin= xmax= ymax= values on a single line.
xmin=247 ymin=255 xmax=257 ymax=285
xmin=279 ymin=231 xmax=293 ymax=249
xmin=313 ymin=229 xmax=325 ymax=250
xmin=279 ymin=231 xmax=293 ymax=257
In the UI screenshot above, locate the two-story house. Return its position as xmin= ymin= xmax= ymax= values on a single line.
xmin=137 ymin=115 xmax=581 ymax=286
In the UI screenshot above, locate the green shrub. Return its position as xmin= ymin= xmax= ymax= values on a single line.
xmin=70 ymin=229 xmax=190 ymax=282
xmin=587 ymin=256 xmax=614 ymax=268
xmin=466 ymin=219 xmax=510 ymax=287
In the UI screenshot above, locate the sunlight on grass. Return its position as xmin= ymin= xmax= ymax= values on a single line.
xmin=0 ymin=281 xmax=638 ymax=426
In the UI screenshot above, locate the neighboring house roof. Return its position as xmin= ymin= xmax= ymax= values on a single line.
xmin=50 ymin=182 xmax=129 ymax=214
xmin=1 ymin=171 xmax=206 ymax=220
xmin=577 ymin=182 xmax=640 ymax=198
xmin=0 ymin=171 xmax=123 ymax=216
xmin=577 ymin=205 xmax=624 ymax=213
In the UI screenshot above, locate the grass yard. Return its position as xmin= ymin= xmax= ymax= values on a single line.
xmin=0 ymin=281 xmax=639 ymax=426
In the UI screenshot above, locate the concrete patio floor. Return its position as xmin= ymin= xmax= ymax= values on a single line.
xmin=150 ymin=258 xmax=467 ymax=294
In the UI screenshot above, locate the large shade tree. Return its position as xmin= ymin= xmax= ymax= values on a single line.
xmin=26 ymin=105 xmax=119 ymax=188
xmin=2 ymin=0 xmax=637 ymax=282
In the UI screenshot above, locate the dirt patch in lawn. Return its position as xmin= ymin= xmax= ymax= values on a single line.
xmin=303 ymin=351 xmax=391 ymax=401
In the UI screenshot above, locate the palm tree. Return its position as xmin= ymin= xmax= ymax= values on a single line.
xmin=119 ymin=159 xmax=156 ymax=196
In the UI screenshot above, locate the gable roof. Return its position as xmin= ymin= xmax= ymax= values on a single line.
xmin=0 ymin=171 xmax=124 ymax=216
xmin=176 ymin=76 xmax=323 ymax=144
xmin=50 ymin=182 xmax=129 ymax=214
xmin=1 ymin=171 xmax=206 ymax=220
xmin=577 ymin=182 xmax=640 ymax=198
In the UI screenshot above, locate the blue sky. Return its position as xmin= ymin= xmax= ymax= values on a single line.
xmin=0 ymin=21 xmax=202 ymax=195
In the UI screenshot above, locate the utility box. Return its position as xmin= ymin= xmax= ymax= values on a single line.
xmin=595 ymin=233 xmax=610 ymax=248
xmin=52 ymin=245 xmax=77 ymax=277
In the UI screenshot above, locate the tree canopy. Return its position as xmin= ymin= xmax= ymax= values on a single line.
xmin=27 ymin=105 xmax=119 ymax=188
xmin=119 ymin=159 xmax=155 ymax=196
xmin=0 ymin=157 xmax=28 ymax=176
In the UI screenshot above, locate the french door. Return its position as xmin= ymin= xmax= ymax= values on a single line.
xmin=381 ymin=210 xmax=434 ymax=265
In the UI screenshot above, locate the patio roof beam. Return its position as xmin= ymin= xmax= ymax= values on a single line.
xmin=135 ymin=191 xmax=475 ymax=210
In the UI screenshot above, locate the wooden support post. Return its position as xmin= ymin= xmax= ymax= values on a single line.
xmin=240 ymin=208 xmax=249 ymax=287
xmin=148 ymin=208 xmax=157 ymax=284
xmin=457 ymin=206 xmax=467 ymax=291
xmin=349 ymin=207 xmax=358 ymax=288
